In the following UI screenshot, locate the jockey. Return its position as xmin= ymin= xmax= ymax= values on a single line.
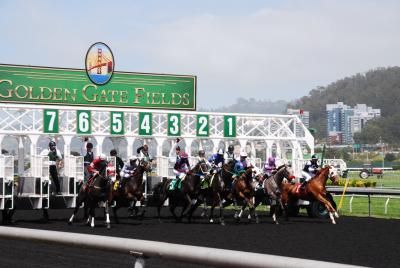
xmin=300 ymin=154 xmax=319 ymax=190
xmin=263 ymin=156 xmax=277 ymax=177
xmin=110 ymin=149 xmax=124 ymax=182
xmin=120 ymin=155 xmax=138 ymax=189
xmin=137 ymin=144 xmax=152 ymax=162
xmin=197 ymin=149 xmax=211 ymax=184
xmin=40 ymin=141 xmax=63 ymax=195
xmin=172 ymin=151 xmax=190 ymax=190
xmin=208 ymin=148 xmax=225 ymax=169
xmin=233 ymin=151 xmax=248 ymax=178
xmin=88 ymin=154 xmax=111 ymax=182
xmin=83 ymin=142 xmax=94 ymax=182
xmin=224 ymin=144 xmax=236 ymax=164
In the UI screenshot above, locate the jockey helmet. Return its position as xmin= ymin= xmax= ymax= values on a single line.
xmin=181 ymin=152 xmax=188 ymax=159
xmin=268 ymin=156 xmax=275 ymax=164
xmin=218 ymin=149 xmax=224 ymax=155
xmin=228 ymin=145 xmax=234 ymax=152
xmin=99 ymin=154 xmax=107 ymax=160
xmin=49 ymin=141 xmax=56 ymax=147
xmin=86 ymin=142 xmax=93 ymax=149
xmin=143 ymin=144 xmax=149 ymax=151
xmin=110 ymin=149 xmax=117 ymax=156
xmin=311 ymin=154 xmax=318 ymax=160
xmin=199 ymin=150 xmax=205 ymax=157
xmin=240 ymin=151 xmax=247 ymax=157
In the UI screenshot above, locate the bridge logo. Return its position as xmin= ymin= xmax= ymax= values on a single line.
xmin=85 ymin=42 xmax=114 ymax=85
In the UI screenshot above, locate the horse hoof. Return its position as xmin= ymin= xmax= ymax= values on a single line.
xmin=220 ymin=221 xmax=226 ymax=226
xmin=209 ymin=219 xmax=214 ymax=223
xmin=106 ymin=224 xmax=111 ymax=230
xmin=68 ymin=221 xmax=72 ymax=226
xmin=256 ymin=218 xmax=260 ymax=224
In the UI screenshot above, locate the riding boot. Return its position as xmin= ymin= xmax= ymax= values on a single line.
xmin=300 ymin=180 xmax=307 ymax=191
xmin=177 ymin=178 xmax=182 ymax=190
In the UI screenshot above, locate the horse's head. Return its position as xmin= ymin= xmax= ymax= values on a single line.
xmin=196 ymin=160 xmax=210 ymax=175
xmin=328 ymin=166 xmax=339 ymax=185
xmin=275 ymin=164 xmax=296 ymax=182
xmin=139 ymin=159 xmax=152 ymax=172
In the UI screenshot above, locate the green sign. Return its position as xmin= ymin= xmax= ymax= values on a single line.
xmin=43 ymin=109 xmax=59 ymax=133
xmin=168 ymin=113 xmax=181 ymax=136
xmin=196 ymin=115 xmax=209 ymax=137
xmin=110 ymin=111 xmax=124 ymax=135
xmin=77 ymin=110 xmax=91 ymax=134
xmin=224 ymin=115 xmax=236 ymax=137
xmin=0 ymin=64 xmax=196 ymax=110
xmin=139 ymin=112 xmax=152 ymax=136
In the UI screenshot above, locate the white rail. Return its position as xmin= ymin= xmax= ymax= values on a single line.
xmin=0 ymin=227 xmax=365 ymax=268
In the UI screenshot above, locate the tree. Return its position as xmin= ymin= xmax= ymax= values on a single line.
xmin=384 ymin=153 xmax=396 ymax=162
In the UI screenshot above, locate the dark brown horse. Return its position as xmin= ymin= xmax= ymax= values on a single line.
xmin=198 ymin=160 xmax=237 ymax=225
xmin=153 ymin=161 xmax=209 ymax=222
xmin=68 ymin=162 xmax=114 ymax=228
xmin=108 ymin=159 xmax=152 ymax=224
xmin=281 ymin=165 xmax=339 ymax=224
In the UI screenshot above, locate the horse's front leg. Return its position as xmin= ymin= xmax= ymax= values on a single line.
xmin=104 ymin=200 xmax=111 ymax=229
xmin=316 ymin=194 xmax=338 ymax=224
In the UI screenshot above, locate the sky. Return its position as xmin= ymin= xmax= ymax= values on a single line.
xmin=1 ymin=0 xmax=400 ymax=109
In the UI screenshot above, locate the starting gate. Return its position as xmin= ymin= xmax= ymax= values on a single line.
xmin=0 ymin=155 xmax=14 ymax=210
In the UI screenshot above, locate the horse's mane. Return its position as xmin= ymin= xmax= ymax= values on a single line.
xmin=315 ymin=165 xmax=330 ymax=176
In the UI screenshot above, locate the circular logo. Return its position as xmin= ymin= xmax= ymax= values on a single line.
xmin=85 ymin=42 xmax=114 ymax=85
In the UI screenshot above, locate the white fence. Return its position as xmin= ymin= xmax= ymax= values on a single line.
xmin=0 ymin=226 xmax=365 ymax=268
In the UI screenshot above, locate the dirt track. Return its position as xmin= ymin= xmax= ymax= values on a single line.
xmin=0 ymin=208 xmax=399 ymax=268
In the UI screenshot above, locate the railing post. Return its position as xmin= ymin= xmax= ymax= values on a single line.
xmin=368 ymin=195 xmax=371 ymax=217
xmin=130 ymin=251 xmax=146 ymax=268
xmin=349 ymin=195 xmax=354 ymax=213
xmin=384 ymin=197 xmax=390 ymax=215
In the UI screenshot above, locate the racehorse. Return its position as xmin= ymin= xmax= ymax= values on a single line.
xmin=197 ymin=160 xmax=236 ymax=225
xmin=231 ymin=166 xmax=259 ymax=222
xmin=153 ymin=161 xmax=209 ymax=222
xmin=68 ymin=163 xmax=113 ymax=229
xmin=281 ymin=165 xmax=339 ymax=224
xmin=262 ymin=164 xmax=295 ymax=224
xmin=108 ymin=159 xmax=152 ymax=223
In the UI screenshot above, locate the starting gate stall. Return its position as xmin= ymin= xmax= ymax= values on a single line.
xmin=51 ymin=155 xmax=84 ymax=208
xmin=17 ymin=155 xmax=50 ymax=209
xmin=0 ymin=155 xmax=14 ymax=210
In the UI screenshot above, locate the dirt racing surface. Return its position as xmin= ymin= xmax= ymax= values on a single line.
xmin=0 ymin=208 xmax=399 ymax=268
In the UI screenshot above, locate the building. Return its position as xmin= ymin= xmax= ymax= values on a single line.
xmin=287 ymin=109 xmax=309 ymax=128
xmin=326 ymin=102 xmax=381 ymax=144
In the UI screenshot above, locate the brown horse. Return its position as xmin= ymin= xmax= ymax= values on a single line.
xmin=108 ymin=159 xmax=152 ymax=224
xmin=231 ymin=166 xmax=259 ymax=222
xmin=153 ymin=161 xmax=209 ymax=222
xmin=281 ymin=165 xmax=339 ymax=224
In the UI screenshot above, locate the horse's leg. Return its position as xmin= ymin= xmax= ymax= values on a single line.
xmin=254 ymin=195 xmax=261 ymax=224
xmin=246 ymin=196 xmax=255 ymax=222
xmin=181 ymin=193 xmax=193 ymax=218
xmin=138 ymin=194 xmax=147 ymax=219
xmin=89 ymin=199 xmax=96 ymax=228
xmin=157 ymin=193 xmax=167 ymax=223
xmin=104 ymin=200 xmax=111 ymax=229
xmin=69 ymin=191 xmax=86 ymax=225
xmin=316 ymin=194 xmax=338 ymax=224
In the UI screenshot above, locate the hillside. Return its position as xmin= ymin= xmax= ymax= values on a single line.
xmin=199 ymin=98 xmax=288 ymax=114
xmin=288 ymin=67 xmax=400 ymax=145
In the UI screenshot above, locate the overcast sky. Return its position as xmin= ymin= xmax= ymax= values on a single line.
xmin=1 ymin=0 xmax=399 ymax=109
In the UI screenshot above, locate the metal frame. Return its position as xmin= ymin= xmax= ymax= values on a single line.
xmin=0 ymin=226 xmax=364 ymax=268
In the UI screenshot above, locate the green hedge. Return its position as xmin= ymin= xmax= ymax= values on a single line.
xmin=327 ymin=178 xmax=377 ymax=187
